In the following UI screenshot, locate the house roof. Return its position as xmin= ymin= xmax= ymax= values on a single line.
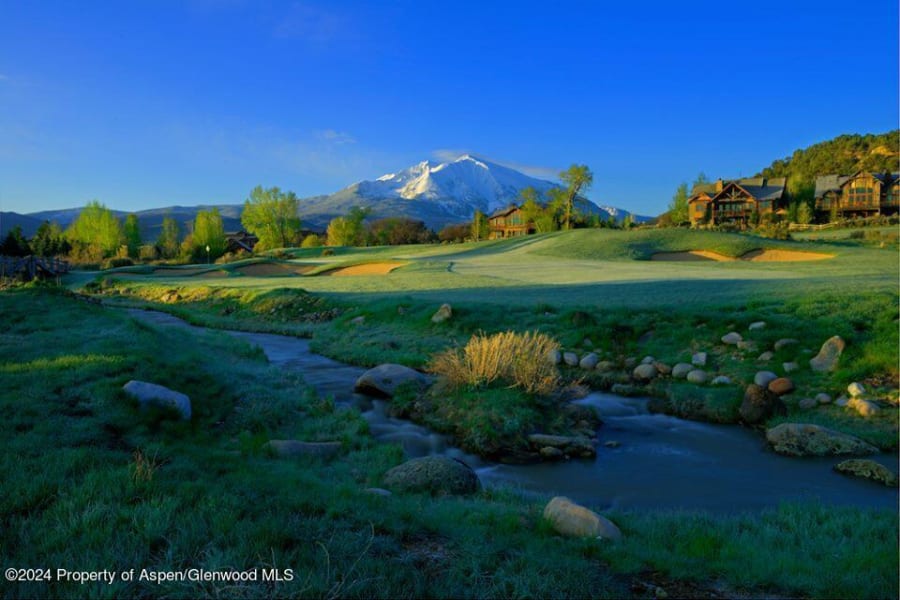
xmin=488 ymin=205 xmax=520 ymax=219
xmin=814 ymin=174 xmax=850 ymax=198
xmin=711 ymin=178 xmax=786 ymax=202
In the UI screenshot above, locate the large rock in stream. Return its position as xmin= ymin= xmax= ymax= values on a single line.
xmin=354 ymin=364 xmax=430 ymax=398
xmin=765 ymin=423 xmax=878 ymax=457
xmin=382 ymin=456 xmax=480 ymax=495
xmin=543 ymin=496 xmax=622 ymax=540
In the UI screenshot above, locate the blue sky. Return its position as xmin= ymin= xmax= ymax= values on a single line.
xmin=1 ymin=0 xmax=897 ymax=216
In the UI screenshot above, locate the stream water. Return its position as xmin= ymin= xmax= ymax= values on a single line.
xmin=126 ymin=308 xmax=898 ymax=512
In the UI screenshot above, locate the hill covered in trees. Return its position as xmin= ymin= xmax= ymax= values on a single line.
xmin=756 ymin=130 xmax=899 ymax=199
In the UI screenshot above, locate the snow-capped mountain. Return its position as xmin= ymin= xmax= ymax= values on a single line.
xmin=295 ymin=154 xmax=643 ymax=230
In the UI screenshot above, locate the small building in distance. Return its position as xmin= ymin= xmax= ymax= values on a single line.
xmin=224 ymin=230 xmax=259 ymax=254
xmin=688 ymin=177 xmax=787 ymax=226
xmin=814 ymin=172 xmax=899 ymax=219
xmin=487 ymin=205 xmax=534 ymax=239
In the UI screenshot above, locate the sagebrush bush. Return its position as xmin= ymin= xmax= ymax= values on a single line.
xmin=429 ymin=331 xmax=560 ymax=395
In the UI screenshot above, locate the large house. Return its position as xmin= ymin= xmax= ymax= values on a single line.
xmin=487 ymin=205 xmax=534 ymax=239
xmin=814 ymin=171 xmax=899 ymax=218
xmin=688 ymin=177 xmax=787 ymax=226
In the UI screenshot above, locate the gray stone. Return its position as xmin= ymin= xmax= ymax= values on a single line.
xmin=641 ymin=355 xmax=655 ymax=365
xmin=528 ymin=434 xmax=595 ymax=458
xmin=721 ymin=332 xmax=742 ymax=345
xmin=710 ymin=375 xmax=732 ymax=385
xmin=754 ymin=371 xmax=778 ymax=387
xmin=757 ymin=351 xmax=774 ymax=361
xmin=765 ymin=423 xmax=878 ymax=456
xmin=798 ymin=397 xmax=817 ymax=410
xmin=671 ymin=363 xmax=693 ymax=379
xmin=834 ymin=459 xmax=899 ymax=487
xmin=563 ymin=352 xmax=579 ymax=367
xmin=543 ymin=496 xmax=622 ymax=540
xmin=691 ymin=352 xmax=707 ymax=367
xmin=835 ymin=395 xmax=849 ymax=407
xmin=123 ymin=380 xmax=191 ymax=420
xmin=632 ymin=363 xmax=658 ymax=381
xmin=847 ymin=382 xmax=865 ymax=397
xmin=350 ymin=316 xmax=366 ymax=325
xmin=579 ymin=352 xmax=599 ymax=370
xmin=548 ymin=349 xmax=562 ymax=365
xmin=782 ymin=362 xmax=799 ymax=373
xmin=686 ymin=369 xmax=707 ymax=384
xmin=383 ymin=456 xmax=480 ymax=495
xmin=809 ymin=336 xmax=845 ymax=372
xmin=354 ymin=364 xmax=430 ymax=398
xmin=430 ymin=303 xmax=453 ymax=324
xmin=774 ymin=338 xmax=799 ymax=351
xmin=748 ymin=321 xmax=766 ymax=331
xmin=264 ymin=440 xmax=342 ymax=458
xmin=815 ymin=393 xmax=832 ymax=405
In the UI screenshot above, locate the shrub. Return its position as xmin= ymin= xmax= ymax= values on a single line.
xmin=429 ymin=331 xmax=560 ymax=395
xmin=102 ymin=257 xmax=134 ymax=269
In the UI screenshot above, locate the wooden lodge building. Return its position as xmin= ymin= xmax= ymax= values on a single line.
xmin=813 ymin=171 xmax=899 ymax=218
xmin=487 ymin=205 xmax=535 ymax=239
xmin=688 ymin=177 xmax=787 ymax=226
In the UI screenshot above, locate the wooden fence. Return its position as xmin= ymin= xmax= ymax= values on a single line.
xmin=0 ymin=256 xmax=70 ymax=281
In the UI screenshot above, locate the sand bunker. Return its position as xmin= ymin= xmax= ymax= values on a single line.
xmin=234 ymin=263 xmax=316 ymax=277
xmin=651 ymin=249 xmax=833 ymax=262
xmin=152 ymin=268 xmax=211 ymax=276
xmin=325 ymin=262 xmax=406 ymax=276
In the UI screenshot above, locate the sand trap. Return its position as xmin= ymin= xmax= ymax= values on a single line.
xmin=651 ymin=251 xmax=735 ymax=262
xmin=325 ymin=262 xmax=406 ymax=276
xmin=234 ymin=263 xmax=315 ymax=276
xmin=153 ymin=268 xmax=208 ymax=276
xmin=740 ymin=249 xmax=833 ymax=262
xmin=651 ymin=249 xmax=833 ymax=262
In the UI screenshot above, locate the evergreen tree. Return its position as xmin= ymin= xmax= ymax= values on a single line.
xmin=0 ymin=226 xmax=31 ymax=257
xmin=31 ymin=221 xmax=69 ymax=257
xmin=124 ymin=214 xmax=142 ymax=259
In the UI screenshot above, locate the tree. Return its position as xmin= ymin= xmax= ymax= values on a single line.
xmin=157 ymin=216 xmax=181 ymax=259
xmin=31 ymin=221 xmax=69 ymax=257
xmin=189 ymin=208 xmax=226 ymax=262
xmin=0 ymin=226 xmax=31 ymax=257
xmin=241 ymin=186 xmax=302 ymax=251
xmin=300 ymin=234 xmax=322 ymax=248
xmin=471 ymin=209 xmax=489 ymax=241
xmin=796 ymin=201 xmax=813 ymax=225
xmin=667 ymin=182 xmax=689 ymax=225
xmin=438 ymin=223 xmax=470 ymax=243
xmin=692 ymin=172 xmax=710 ymax=190
xmin=368 ymin=218 xmax=434 ymax=245
xmin=326 ymin=207 xmax=370 ymax=247
xmin=66 ymin=201 xmax=124 ymax=260
xmin=124 ymin=214 xmax=142 ymax=259
xmin=559 ymin=164 xmax=593 ymax=230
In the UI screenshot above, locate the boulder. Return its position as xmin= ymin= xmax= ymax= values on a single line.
xmin=848 ymin=397 xmax=880 ymax=417
xmin=721 ymin=332 xmax=742 ymax=345
xmin=847 ymin=382 xmax=865 ymax=397
xmin=543 ymin=496 xmax=622 ymax=540
xmin=748 ymin=321 xmax=766 ymax=331
xmin=686 ymin=370 xmax=707 ymax=384
xmin=632 ymin=363 xmax=658 ymax=381
xmin=834 ymin=459 xmax=898 ymax=487
xmin=815 ymin=393 xmax=832 ymax=405
xmin=809 ymin=335 xmax=845 ymax=372
xmin=754 ymin=371 xmax=778 ymax=387
xmin=691 ymin=352 xmax=707 ymax=367
xmin=123 ymin=380 xmax=191 ymax=420
xmin=783 ymin=362 xmax=799 ymax=373
xmin=757 ymin=351 xmax=774 ymax=362
xmin=740 ymin=384 xmax=784 ymax=425
xmin=774 ymin=338 xmax=799 ymax=351
xmin=548 ymin=349 xmax=562 ymax=365
xmin=430 ymin=303 xmax=453 ymax=324
xmin=354 ymin=364 xmax=430 ymax=398
xmin=765 ymin=423 xmax=878 ymax=456
xmin=264 ymin=440 xmax=342 ymax=458
xmin=671 ymin=363 xmax=693 ymax=379
xmin=710 ymin=375 xmax=731 ymax=385
xmin=596 ymin=361 xmax=616 ymax=373
xmin=527 ymin=434 xmax=595 ymax=458
xmin=563 ymin=352 xmax=579 ymax=367
xmin=768 ymin=377 xmax=795 ymax=396
xmin=579 ymin=353 xmax=599 ymax=370
xmin=382 ymin=456 xmax=480 ymax=495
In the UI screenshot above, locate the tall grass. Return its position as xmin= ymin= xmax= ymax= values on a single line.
xmin=429 ymin=331 xmax=560 ymax=395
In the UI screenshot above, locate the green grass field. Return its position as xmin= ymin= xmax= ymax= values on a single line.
xmin=4 ymin=227 xmax=898 ymax=598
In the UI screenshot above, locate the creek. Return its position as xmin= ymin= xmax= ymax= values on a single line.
xmin=125 ymin=308 xmax=898 ymax=512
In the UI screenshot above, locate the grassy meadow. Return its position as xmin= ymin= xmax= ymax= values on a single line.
xmin=3 ymin=226 xmax=899 ymax=598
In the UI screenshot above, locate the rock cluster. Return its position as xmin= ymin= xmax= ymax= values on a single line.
xmin=382 ymin=456 xmax=480 ymax=495
xmin=527 ymin=433 xmax=595 ymax=459
xmin=766 ymin=423 xmax=878 ymax=456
